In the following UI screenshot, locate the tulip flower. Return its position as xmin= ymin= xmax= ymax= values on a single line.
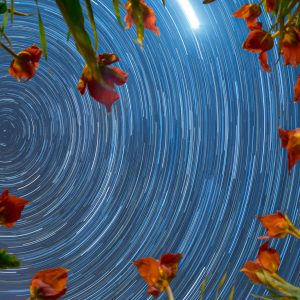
xmin=124 ymin=0 xmax=160 ymax=46
xmin=0 ymin=188 xmax=29 ymax=227
xmin=77 ymin=53 xmax=128 ymax=112
xmin=30 ymin=267 xmax=69 ymax=300
xmin=258 ymin=211 xmax=300 ymax=239
xmin=281 ymin=26 xmax=300 ymax=67
xmin=134 ymin=253 xmax=182 ymax=299
xmin=278 ymin=128 xmax=300 ymax=171
xmin=242 ymin=29 xmax=274 ymax=72
xmin=8 ymin=45 xmax=42 ymax=81
xmin=242 ymin=243 xmax=300 ymax=297
xmin=232 ymin=4 xmax=261 ymax=29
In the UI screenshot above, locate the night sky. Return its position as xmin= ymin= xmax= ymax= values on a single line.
xmin=0 ymin=0 xmax=299 ymax=299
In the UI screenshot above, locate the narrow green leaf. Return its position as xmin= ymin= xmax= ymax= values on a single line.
xmin=0 ymin=2 xmax=7 ymax=14
xmin=84 ymin=0 xmax=98 ymax=51
xmin=228 ymin=286 xmax=234 ymax=300
xmin=215 ymin=273 xmax=227 ymax=300
xmin=112 ymin=0 xmax=124 ymax=28
xmin=1 ymin=10 xmax=8 ymax=35
xmin=66 ymin=29 xmax=71 ymax=42
xmin=34 ymin=0 xmax=47 ymax=60
xmin=162 ymin=0 xmax=166 ymax=6
xmin=55 ymin=0 xmax=98 ymax=76
xmin=200 ymin=277 xmax=206 ymax=300
xmin=0 ymin=249 xmax=21 ymax=269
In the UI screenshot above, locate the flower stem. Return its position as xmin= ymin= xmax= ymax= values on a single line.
xmin=165 ymin=285 xmax=174 ymax=300
xmin=0 ymin=40 xmax=17 ymax=58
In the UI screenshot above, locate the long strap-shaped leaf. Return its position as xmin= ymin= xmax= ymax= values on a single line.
xmin=84 ymin=0 xmax=98 ymax=51
xmin=55 ymin=0 xmax=99 ymax=78
xmin=34 ymin=0 xmax=47 ymax=60
xmin=112 ymin=0 xmax=124 ymax=28
xmin=10 ymin=0 xmax=13 ymax=23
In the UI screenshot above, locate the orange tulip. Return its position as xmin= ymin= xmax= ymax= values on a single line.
xmin=294 ymin=75 xmax=300 ymax=102
xmin=8 ymin=45 xmax=42 ymax=81
xmin=258 ymin=211 xmax=300 ymax=239
xmin=242 ymin=29 xmax=274 ymax=72
xmin=30 ymin=267 xmax=69 ymax=300
xmin=281 ymin=26 xmax=300 ymax=67
xmin=241 ymin=242 xmax=280 ymax=284
xmin=278 ymin=128 xmax=300 ymax=171
xmin=133 ymin=253 xmax=182 ymax=298
xmin=124 ymin=0 xmax=160 ymax=45
xmin=232 ymin=4 xmax=261 ymax=29
xmin=0 ymin=188 xmax=29 ymax=227
xmin=77 ymin=53 xmax=128 ymax=112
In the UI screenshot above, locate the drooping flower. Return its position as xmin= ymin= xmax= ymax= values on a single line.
xmin=77 ymin=53 xmax=128 ymax=112
xmin=30 ymin=267 xmax=69 ymax=300
xmin=242 ymin=29 xmax=274 ymax=72
xmin=294 ymin=75 xmax=300 ymax=102
xmin=0 ymin=188 xmax=29 ymax=227
xmin=278 ymin=128 xmax=300 ymax=171
xmin=258 ymin=211 xmax=291 ymax=239
xmin=241 ymin=242 xmax=280 ymax=285
xmin=8 ymin=45 xmax=42 ymax=81
xmin=124 ymin=0 xmax=160 ymax=45
xmin=232 ymin=4 xmax=261 ymax=29
xmin=133 ymin=253 xmax=182 ymax=298
xmin=281 ymin=26 xmax=300 ymax=67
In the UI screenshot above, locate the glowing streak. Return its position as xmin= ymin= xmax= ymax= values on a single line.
xmin=177 ymin=0 xmax=200 ymax=29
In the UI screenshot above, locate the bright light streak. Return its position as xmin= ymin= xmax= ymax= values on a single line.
xmin=177 ymin=0 xmax=200 ymax=29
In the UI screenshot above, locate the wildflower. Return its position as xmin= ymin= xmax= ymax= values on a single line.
xmin=242 ymin=29 xmax=274 ymax=72
xmin=30 ymin=267 xmax=69 ymax=300
xmin=278 ymin=128 xmax=300 ymax=171
xmin=134 ymin=253 xmax=182 ymax=297
xmin=232 ymin=4 xmax=261 ymax=29
xmin=77 ymin=53 xmax=128 ymax=112
xmin=258 ymin=211 xmax=300 ymax=239
xmin=281 ymin=26 xmax=300 ymax=67
xmin=124 ymin=0 xmax=160 ymax=45
xmin=8 ymin=45 xmax=42 ymax=81
xmin=0 ymin=188 xmax=29 ymax=227
xmin=241 ymin=242 xmax=280 ymax=284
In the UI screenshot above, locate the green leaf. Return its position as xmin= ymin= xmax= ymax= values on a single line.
xmin=1 ymin=10 xmax=8 ymax=35
xmin=200 ymin=277 xmax=206 ymax=300
xmin=0 ymin=2 xmax=7 ymax=14
xmin=112 ymin=0 xmax=124 ymax=28
xmin=34 ymin=0 xmax=47 ymax=60
xmin=84 ymin=0 xmax=98 ymax=51
xmin=55 ymin=0 xmax=97 ymax=74
xmin=162 ymin=0 xmax=166 ymax=6
xmin=0 ymin=249 xmax=21 ymax=269
xmin=215 ymin=273 xmax=227 ymax=300
xmin=66 ymin=28 xmax=71 ymax=42
xmin=228 ymin=286 xmax=234 ymax=300
xmin=10 ymin=0 xmax=13 ymax=23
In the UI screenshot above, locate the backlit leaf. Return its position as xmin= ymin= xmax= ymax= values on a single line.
xmin=35 ymin=0 xmax=47 ymax=60
xmin=84 ymin=0 xmax=98 ymax=51
xmin=0 ymin=249 xmax=21 ymax=269
xmin=113 ymin=0 xmax=124 ymax=28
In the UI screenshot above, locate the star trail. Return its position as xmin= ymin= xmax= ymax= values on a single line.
xmin=0 ymin=0 xmax=299 ymax=299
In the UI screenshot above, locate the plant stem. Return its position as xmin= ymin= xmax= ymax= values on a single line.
xmin=166 ymin=286 xmax=174 ymax=300
xmin=0 ymin=40 xmax=17 ymax=57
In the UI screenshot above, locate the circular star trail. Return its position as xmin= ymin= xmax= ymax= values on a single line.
xmin=0 ymin=0 xmax=299 ymax=299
